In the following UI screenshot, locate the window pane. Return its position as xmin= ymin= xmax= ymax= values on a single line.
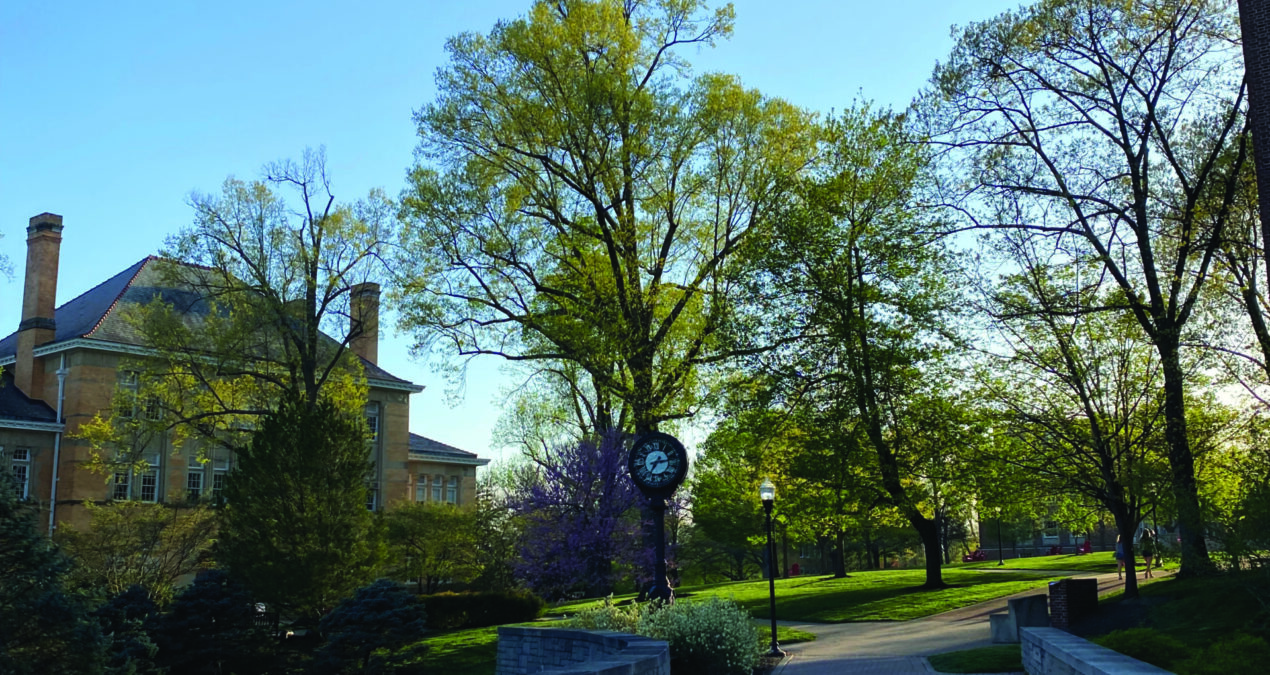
xmin=11 ymin=464 xmax=28 ymax=500
xmin=113 ymin=472 xmax=130 ymax=500
xmin=366 ymin=483 xmax=378 ymax=511
xmin=447 ymin=477 xmax=458 ymax=504
xmin=187 ymin=471 xmax=203 ymax=500
xmin=140 ymin=472 xmax=158 ymax=502
xmin=415 ymin=476 xmax=427 ymax=502
xmin=432 ymin=475 xmax=443 ymax=502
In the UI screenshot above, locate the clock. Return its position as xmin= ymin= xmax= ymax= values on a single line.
xmin=628 ymin=431 xmax=689 ymax=496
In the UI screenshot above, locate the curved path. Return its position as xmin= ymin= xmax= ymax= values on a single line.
xmin=771 ymin=569 xmax=1172 ymax=675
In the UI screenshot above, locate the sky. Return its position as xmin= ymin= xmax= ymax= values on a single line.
xmin=1 ymin=0 xmax=1019 ymax=466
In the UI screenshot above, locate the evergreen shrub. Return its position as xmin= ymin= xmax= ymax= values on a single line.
xmin=421 ymin=590 xmax=545 ymax=629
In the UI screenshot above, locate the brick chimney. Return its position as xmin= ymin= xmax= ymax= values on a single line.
xmin=349 ymin=282 xmax=380 ymax=366
xmin=15 ymin=213 xmax=63 ymax=399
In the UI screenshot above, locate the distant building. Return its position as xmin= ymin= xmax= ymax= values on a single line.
xmin=0 ymin=213 xmax=488 ymax=533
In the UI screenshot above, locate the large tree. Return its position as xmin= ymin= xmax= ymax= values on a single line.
xmin=0 ymin=472 xmax=104 ymax=675
xmin=746 ymin=107 xmax=962 ymax=588
xmin=80 ymin=149 xmax=392 ymax=470
xmin=396 ymin=0 xmax=815 ymax=433
xmin=215 ymin=392 xmax=387 ymax=622
xmin=927 ymin=0 xmax=1248 ymax=575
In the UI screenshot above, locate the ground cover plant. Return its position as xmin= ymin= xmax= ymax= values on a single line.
xmin=956 ymin=551 xmax=1119 ymax=573
xmin=927 ymin=645 xmax=1023 ymax=674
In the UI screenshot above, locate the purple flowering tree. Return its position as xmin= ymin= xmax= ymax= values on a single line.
xmin=509 ymin=430 xmax=646 ymax=600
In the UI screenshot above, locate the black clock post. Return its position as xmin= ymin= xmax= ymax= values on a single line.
xmin=628 ymin=431 xmax=689 ymax=604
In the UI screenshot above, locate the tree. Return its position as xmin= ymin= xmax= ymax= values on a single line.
xmin=744 ymin=106 xmax=962 ymax=588
xmin=508 ymin=430 xmax=644 ymax=599
xmin=79 ymin=148 xmax=392 ymax=472
xmin=928 ymin=0 xmax=1248 ymax=576
xmin=148 ymin=569 xmax=270 ymax=675
xmin=385 ymin=502 xmax=481 ymax=594
xmin=314 ymin=579 xmax=428 ymax=675
xmin=58 ymin=501 xmax=215 ymax=603
xmin=0 ymin=471 xmax=105 ymax=675
xmin=396 ymin=0 xmax=816 ymax=434
xmin=215 ymin=392 xmax=388 ymax=622
xmin=92 ymin=586 xmax=162 ymax=675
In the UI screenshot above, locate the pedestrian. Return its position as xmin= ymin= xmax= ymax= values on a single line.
xmin=1140 ymin=529 xmax=1156 ymax=578
xmin=1115 ymin=534 xmax=1125 ymax=580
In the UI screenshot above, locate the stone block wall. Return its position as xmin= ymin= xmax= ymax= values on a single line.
xmin=496 ymin=626 xmax=669 ymax=675
xmin=1021 ymin=628 xmax=1170 ymax=675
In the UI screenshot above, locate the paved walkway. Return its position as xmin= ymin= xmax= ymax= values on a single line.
xmin=771 ymin=568 xmax=1174 ymax=675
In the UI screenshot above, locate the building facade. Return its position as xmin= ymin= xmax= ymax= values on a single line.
xmin=0 ymin=213 xmax=487 ymax=534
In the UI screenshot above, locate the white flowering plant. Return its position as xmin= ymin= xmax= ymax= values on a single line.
xmin=567 ymin=596 xmax=761 ymax=675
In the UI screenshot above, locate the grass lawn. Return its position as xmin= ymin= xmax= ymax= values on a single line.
xmin=957 ymin=551 xmax=1117 ymax=573
xmin=556 ymin=568 xmax=1063 ymax=623
xmin=417 ymin=621 xmax=816 ymax=675
xmin=927 ymin=645 xmax=1023 ymax=673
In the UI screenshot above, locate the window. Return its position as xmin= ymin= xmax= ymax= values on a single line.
xmin=142 ymin=396 xmax=162 ymax=421
xmin=117 ymin=371 xmax=140 ymax=419
xmin=432 ymin=475 xmax=443 ymax=502
xmin=365 ymin=404 xmax=380 ymax=444
xmin=415 ymin=475 xmax=427 ymax=502
xmin=140 ymin=471 xmax=158 ymax=502
xmin=187 ymin=471 xmax=203 ymax=500
xmin=10 ymin=448 xmax=30 ymax=500
xmin=366 ymin=483 xmax=379 ymax=511
xmin=212 ymin=449 xmax=230 ymax=501
xmin=447 ymin=476 xmax=458 ymax=504
xmin=113 ymin=472 xmax=131 ymax=500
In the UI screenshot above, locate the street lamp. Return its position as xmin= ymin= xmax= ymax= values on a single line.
xmin=996 ymin=506 xmax=1005 ymax=566
xmin=759 ymin=479 xmax=784 ymax=658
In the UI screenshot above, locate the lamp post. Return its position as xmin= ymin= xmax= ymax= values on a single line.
xmin=759 ymin=479 xmax=784 ymax=657
xmin=996 ymin=506 xmax=1005 ymax=566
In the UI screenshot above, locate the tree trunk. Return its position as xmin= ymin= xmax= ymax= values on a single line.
xmin=1113 ymin=509 xmax=1140 ymax=600
xmin=1158 ymin=339 xmax=1212 ymax=577
xmin=915 ymin=517 xmax=944 ymax=589
xmin=832 ymin=530 xmax=848 ymax=578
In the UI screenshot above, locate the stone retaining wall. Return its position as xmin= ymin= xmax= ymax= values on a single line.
xmin=496 ymin=626 xmax=669 ymax=675
xmin=1021 ymin=627 xmax=1171 ymax=674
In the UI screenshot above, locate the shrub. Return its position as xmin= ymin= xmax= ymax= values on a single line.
xmin=148 ymin=569 xmax=270 ymax=675
xmin=93 ymin=586 xmax=161 ymax=675
xmin=567 ymin=596 xmax=646 ymax=633
xmin=316 ymin=579 xmax=428 ymax=675
xmin=1093 ymin=628 xmax=1187 ymax=670
xmin=421 ymin=590 xmax=545 ymax=629
xmin=639 ymin=598 xmax=761 ymax=675
xmin=1176 ymin=633 xmax=1270 ymax=675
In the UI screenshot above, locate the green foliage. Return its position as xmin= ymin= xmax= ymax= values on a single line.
xmin=315 ymin=579 xmax=428 ymax=675
xmin=1093 ymin=628 xmax=1189 ymax=670
xmin=1176 ymin=633 xmax=1270 ymax=675
xmin=216 ymin=392 xmax=388 ymax=622
xmin=421 ymin=590 xmax=545 ymax=629
xmin=566 ymin=597 xmax=760 ymax=675
xmin=386 ymin=503 xmax=481 ymax=594
xmin=59 ymin=501 xmax=214 ymax=603
xmin=148 ymin=569 xmax=270 ymax=675
xmin=92 ymin=586 xmax=162 ymax=675
xmin=0 ymin=471 xmax=105 ymax=675
xmin=397 ymin=0 xmax=817 ymax=431
xmin=926 ymin=645 xmax=1023 ymax=674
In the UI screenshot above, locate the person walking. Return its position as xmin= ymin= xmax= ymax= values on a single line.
xmin=1115 ymin=534 xmax=1125 ymax=580
xmin=1139 ymin=529 xmax=1156 ymax=578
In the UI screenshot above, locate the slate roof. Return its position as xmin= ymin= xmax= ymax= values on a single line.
xmin=0 ymin=371 xmax=58 ymax=425
xmin=0 ymin=257 xmax=417 ymax=389
xmin=408 ymin=432 xmax=490 ymax=466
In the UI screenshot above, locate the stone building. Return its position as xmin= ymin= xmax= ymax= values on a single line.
xmin=0 ymin=212 xmax=487 ymax=534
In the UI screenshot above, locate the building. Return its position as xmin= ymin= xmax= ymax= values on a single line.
xmin=0 ymin=213 xmax=488 ymax=533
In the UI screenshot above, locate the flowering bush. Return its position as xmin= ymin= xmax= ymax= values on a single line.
xmin=567 ymin=596 xmax=760 ymax=675
xmin=568 ymin=596 xmax=647 ymax=633
xmin=640 ymin=598 xmax=761 ymax=675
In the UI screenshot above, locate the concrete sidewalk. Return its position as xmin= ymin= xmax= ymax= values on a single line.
xmin=770 ymin=568 xmax=1174 ymax=675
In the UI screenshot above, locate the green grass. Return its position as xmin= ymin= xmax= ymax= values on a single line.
xmin=927 ymin=645 xmax=1023 ymax=673
xmin=417 ymin=625 xmax=501 ymax=675
xmin=555 ymin=568 xmax=1063 ymax=623
xmin=958 ymin=551 xmax=1118 ymax=573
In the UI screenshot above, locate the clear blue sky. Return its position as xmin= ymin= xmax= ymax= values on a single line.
xmin=1 ymin=0 xmax=1018 ymax=464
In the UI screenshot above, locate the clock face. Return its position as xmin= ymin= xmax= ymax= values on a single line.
xmin=629 ymin=432 xmax=688 ymax=494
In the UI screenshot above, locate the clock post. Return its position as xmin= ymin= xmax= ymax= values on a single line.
xmin=628 ymin=431 xmax=689 ymax=604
